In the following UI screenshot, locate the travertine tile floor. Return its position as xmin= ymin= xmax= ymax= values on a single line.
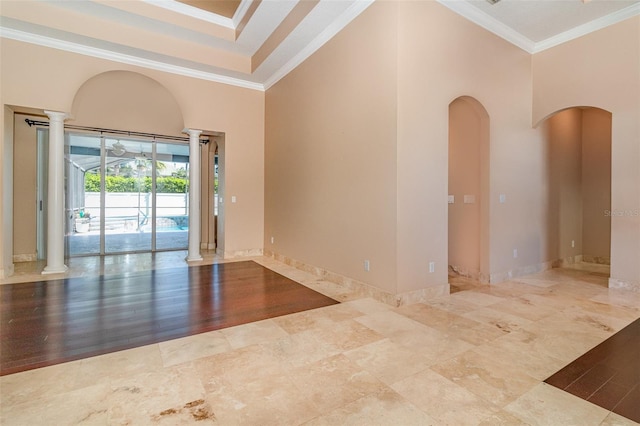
xmin=1 ymin=253 xmax=639 ymax=425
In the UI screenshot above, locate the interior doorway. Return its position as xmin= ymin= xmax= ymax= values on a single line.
xmin=199 ymin=139 xmax=219 ymax=252
xmin=542 ymin=107 xmax=612 ymax=270
xmin=448 ymin=96 xmax=490 ymax=282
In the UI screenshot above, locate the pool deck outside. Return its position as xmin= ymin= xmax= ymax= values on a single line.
xmin=66 ymin=229 xmax=188 ymax=255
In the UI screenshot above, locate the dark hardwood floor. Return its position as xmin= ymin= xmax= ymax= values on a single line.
xmin=545 ymin=317 xmax=640 ymax=423
xmin=0 ymin=261 xmax=338 ymax=376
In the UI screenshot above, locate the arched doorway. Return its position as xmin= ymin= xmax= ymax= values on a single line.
xmin=448 ymin=96 xmax=490 ymax=284
xmin=65 ymin=71 xmax=189 ymax=256
xmin=541 ymin=107 xmax=612 ymax=272
xmin=18 ymin=70 xmax=224 ymax=260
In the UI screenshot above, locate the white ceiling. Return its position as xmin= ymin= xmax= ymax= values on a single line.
xmin=1 ymin=0 xmax=639 ymax=91
xmin=442 ymin=0 xmax=640 ymax=52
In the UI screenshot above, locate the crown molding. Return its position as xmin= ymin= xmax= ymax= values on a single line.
xmin=143 ymin=0 xmax=235 ymax=28
xmin=532 ymin=2 xmax=640 ymax=53
xmin=263 ymin=0 xmax=375 ymax=90
xmin=438 ymin=0 xmax=640 ymax=55
xmin=0 ymin=26 xmax=265 ymax=91
xmin=437 ymin=0 xmax=535 ymax=53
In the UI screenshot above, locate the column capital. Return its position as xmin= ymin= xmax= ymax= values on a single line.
xmin=183 ymin=128 xmax=203 ymax=138
xmin=44 ymin=110 xmax=69 ymax=121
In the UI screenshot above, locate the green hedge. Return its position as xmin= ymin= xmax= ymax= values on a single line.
xmin=85 ymin=173 xmax=187 ymax=193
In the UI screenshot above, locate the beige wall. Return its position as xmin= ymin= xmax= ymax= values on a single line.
xmin=266 ymin=1 xmax=551 ymax=296
xmin=12 ymin=114 xmax=40 ymax=260
xmin=582 ymin=108 xmax=612 ymax=261
xmin=544 ymin=108 xmax=584 ymax=261
xmin=71 ymin=71 xmax=185 ymax=137
xmin=1 ymin=38 xmax=264 ymax=275
xmin=397 ymin=1 xmax=544 ymax=289
xmin=533 ymin=17 xmax=639 ymax=286
xmin=265 ymin=1 xmax=399 ymax=293
xmin=266 ymin=0 xmax=628 ymax=297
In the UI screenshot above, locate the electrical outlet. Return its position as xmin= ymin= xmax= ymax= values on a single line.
xmin=270 ymin=236 xmax=274 ymax=244
xmin=364 ymin=260 xmax=370 ymax=272
xmin=571 ymin=240 xmax=575 ymax=248
xmin=429 ymin=262 xmax=435 ymax=273
xmin=513 ymin=249 xmax=518 ymax=258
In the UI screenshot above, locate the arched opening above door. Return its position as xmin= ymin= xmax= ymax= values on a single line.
xmin=71 ymin=70 xmax=185 ymax=136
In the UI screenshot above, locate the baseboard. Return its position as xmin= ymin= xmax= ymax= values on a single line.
xmin=448 ymin=264 xmax=490 ymax=284
xmin=608 ymin=277 xmax=640 ymax=293
xmin=582 ymin=255 xmax=610 ymax=265
xmin=13 ymin=253 xmax=37 ymax=262
xmin=489 ymin=255 xmax=586 ymax=284
xmin=223 ymin=248 xmax=263 ymax=259
xmin=552 ymin=255 xmax=584 ymax=268
xmin=0 ymin=263 xmax=15 ymax=280
xmin=264 ymin=250 xmax=449 ymax=307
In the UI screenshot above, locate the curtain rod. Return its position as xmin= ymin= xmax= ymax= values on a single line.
xmin=24 ymin=119 xmax=210 ymax=144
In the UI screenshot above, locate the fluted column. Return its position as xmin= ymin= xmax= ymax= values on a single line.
xmin=42 ymin=111 xmax=69 ymax=274
xmin=185 ymin=129 xmax=203 ymax=262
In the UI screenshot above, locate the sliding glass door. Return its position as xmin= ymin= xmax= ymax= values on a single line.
xmin=65 ymin=133 xmax=102 ymax=256
xmin=103 ymin=138 xmax=154 ymax=253
xmin=155 ymin=141 xmax=190 ymax=250
xmin=65 ymin=133 xmax=189 ymax=256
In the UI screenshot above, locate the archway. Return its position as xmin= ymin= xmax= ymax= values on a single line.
xmin=448 ymin=96 xmax=490 ymax=284
xmin=541 ymin=106 xmax=612 ymax=272
xmin=68 ymin=72 xmax=191 ymax=256
xmin=71 ymin=71 xmax=185 ymax=136
xmin=21 ymin=71 xmax=221 ymax=261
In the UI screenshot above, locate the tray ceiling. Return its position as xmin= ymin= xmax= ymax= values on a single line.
xmin=1 ymin=0 xmax=638 ymax=91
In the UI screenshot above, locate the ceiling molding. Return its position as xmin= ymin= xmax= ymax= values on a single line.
xmin=0 ymin=26 xmax=265 ymax=92
xmin=5 ymin=0 xmax=633 ymax=94
xmin=143 ymin=0 xmax=235 ymax=28
xmin=438 ymin=0 xmax=640 ymax=55
xmin=532 ymin=2 xmax=640 ymax=53
xmin=437 ymin=0 xmax=536 ymax=53
xmin=262 ymin=0 xmax=375 ymax=90
xmin=232 ymin=0 xmax=254 ymax=28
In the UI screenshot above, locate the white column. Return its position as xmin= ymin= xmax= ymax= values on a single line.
xmin=185 ymin=129 xmax=203 ymax=262
xmin=42 ymin=111 xmax=69 ymax=274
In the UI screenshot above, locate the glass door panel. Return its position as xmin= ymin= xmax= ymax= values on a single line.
xmin=155 ymin=142 xmax=189 ymax=251
xmin=104 ymin=138 xmax=153 ymax=254
xmin=65 ymin=133 xmax=102 ymax=256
